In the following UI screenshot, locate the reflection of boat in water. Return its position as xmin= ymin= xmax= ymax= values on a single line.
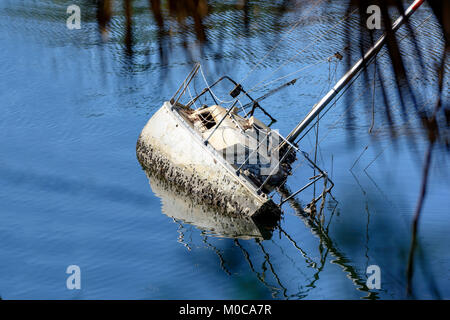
xmin=135 ymin=2 xmax=425 ymax=299
xmin=144 ymin=168 xmax=278 ymax=239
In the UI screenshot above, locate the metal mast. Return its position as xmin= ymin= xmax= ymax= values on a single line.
xmin=285 ymin=0 xmax=425 ymax=145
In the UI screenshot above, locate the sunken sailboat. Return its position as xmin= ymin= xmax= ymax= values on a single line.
xmin=137 ymin=0 xmax=424 ymax=219
xmin=137 ymin=70 xmax=285 ymax=219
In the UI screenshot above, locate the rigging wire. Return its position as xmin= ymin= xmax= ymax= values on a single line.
xmin=247 ymin=56 xmax=333 ymax=95
xmin=198 ymin=64 xmax=236 ymax=105
xmin=300 ymin=12 xmax=434 ymax=149
xmin=194 ymin=7 xmax=358 ymax=112
xmin=187 ymin=85 xmax=199 ymax=109
xmin=187 ymin=11 xmax=434 ymax=155
xmin=244 ymin=8 xmax=359 ymax=95
xmin=239 ymin=0 xmax=325 ymax=85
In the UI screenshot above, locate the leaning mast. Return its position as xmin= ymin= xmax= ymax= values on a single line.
xmin=284 ymin=0 xmax=425 ymax=145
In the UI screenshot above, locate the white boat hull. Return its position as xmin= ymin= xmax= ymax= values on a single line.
xmin=136 ymin=102 xmax=280 ymax=219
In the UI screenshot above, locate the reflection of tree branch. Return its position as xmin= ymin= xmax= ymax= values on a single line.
xmin=407 ymin=46 xmax=446 ymax=297
xmin=124 ymin=0 xmax=133 ymax=57
xmin=364 ymin=201 xmax=371 ymax=273
xmin=406 ymin=142 xmax=432 ymax=296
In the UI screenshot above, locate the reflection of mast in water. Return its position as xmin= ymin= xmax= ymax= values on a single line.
xmin=279 ymin=185 xmax=380 ymax=299
xmin=234 ymin=239 xmax=281 ymax=294
xmin=202 ymin=233 xmax=231 ymax=276
xmin=143 ymin=166 xmax=379 ymax=299
xmin=234 ymin=222 xmax=332 ymax=299
xmin=256 ymin=240 xmax=288 ymax=299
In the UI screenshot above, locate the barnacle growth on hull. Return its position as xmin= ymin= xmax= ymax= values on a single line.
xmin=136 ymin=95 xmax=285 ymax=220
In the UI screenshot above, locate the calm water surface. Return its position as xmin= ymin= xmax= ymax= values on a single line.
xmin=0 ymin=0 xmax=448 ymax=299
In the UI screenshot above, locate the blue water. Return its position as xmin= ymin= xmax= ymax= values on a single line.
xmin=0 ymin=0 xmax=448 ymax=299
